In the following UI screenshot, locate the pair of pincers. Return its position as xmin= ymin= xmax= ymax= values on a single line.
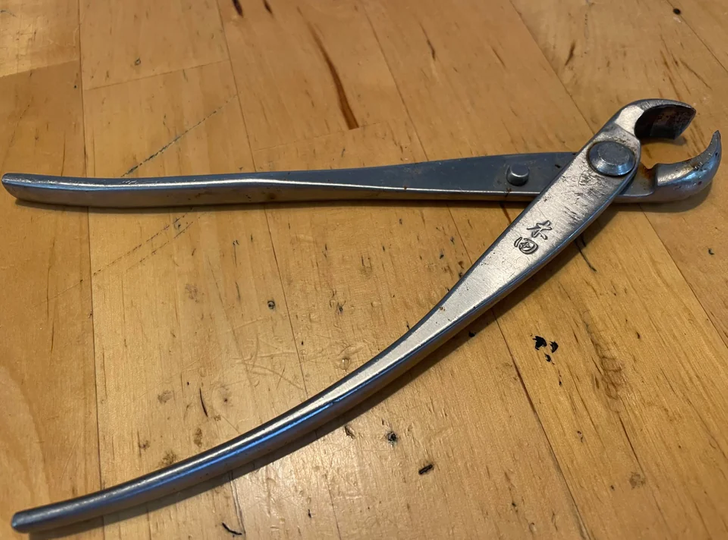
xmin=6 ymin=99 xmax=722 ymax=534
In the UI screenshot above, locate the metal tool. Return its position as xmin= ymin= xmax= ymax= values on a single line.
xmin=10 ymin=100 xmax=721 ymax=533
xmin=1 ymin=134 xmax=720 ymax=208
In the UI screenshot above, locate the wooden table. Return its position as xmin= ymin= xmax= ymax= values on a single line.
xmin=2 ymin=0 xmax=727 ymax=538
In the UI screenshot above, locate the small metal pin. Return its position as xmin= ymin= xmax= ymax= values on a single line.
xmin=587 ymin=141 xmax=636 ymax=176
xmin=506 ymin=163 xmax=530 ymax=186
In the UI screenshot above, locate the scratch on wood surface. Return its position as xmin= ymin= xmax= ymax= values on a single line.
xmin=679 ymin=59 xmax=712 ymax=89
xmin=239 ymin=361 xmax=303 ymax=391
xmin=199 ymin=388 xmax=209 ymax=417
xmin=121 ymin=96 xmax=236 ymax=177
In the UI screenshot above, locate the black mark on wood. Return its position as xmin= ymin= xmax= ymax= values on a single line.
xmin=550 ymin=341 xmax=559 ymax=353
xmin=263 ymin=0 xmax=273 ymax=14
xmin=222 ymin=522 xmax=243 ymax=536
xmin=199 ymin=388 xmax=209 ymax=417
xmin=418 ymin=463 xmax=434 ymax=475
xmin=232 ymin=0 xmax=243 ymax=16
xmin=386 ymin=431 xmax=398 ymax=444
xmin=565 ymin=42 xmax=576 ymax=66
xmin=533 ymin=336 xmax=547 ymax=350
xmin=500 ymin=204 xmax=512 ymax=224
xmin=426 ymin=37 xmax=436 ymax=60
xmin=267 ymin=300 xmax=276 ymax=310
xmin=575 ymin=234 xmax=597 ymax=272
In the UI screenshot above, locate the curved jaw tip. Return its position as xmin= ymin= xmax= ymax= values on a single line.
xmin=650 ymin=130 xmax=722 ymax=201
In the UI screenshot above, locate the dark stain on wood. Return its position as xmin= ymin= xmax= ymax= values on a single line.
xmin=565 ymin=41 xmax=576 ymax=66
xmin=307 ymin=24 xmax=359 ymax=130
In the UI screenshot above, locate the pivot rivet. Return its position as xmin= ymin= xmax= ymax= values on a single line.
xmin=587 ymin=141 xmax=636 ymax=176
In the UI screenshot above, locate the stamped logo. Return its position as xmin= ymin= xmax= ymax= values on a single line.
xmin=515 ymin=220 xmax=554 ymax=255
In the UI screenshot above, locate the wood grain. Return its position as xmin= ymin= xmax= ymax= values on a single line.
xmin=219 ymin=0 xmax=409 ymax=151
xmin=80 ymin=0 xmax=228 ymax=89
xmin=84 ymin=60 xmax=340 ymax=538
xmin=0 ymin=62 xmax=100 ymax=539
xmin=0 ymin=0 xmax=79 ymax=77
xmin=1 ymin=0 xmax=728 ymax=538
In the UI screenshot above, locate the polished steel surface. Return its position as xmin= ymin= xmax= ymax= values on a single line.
xmin=11 ymin=100 xmax=717 ymax=533
xmin=1 ymin=130 xmax=720 ymax=207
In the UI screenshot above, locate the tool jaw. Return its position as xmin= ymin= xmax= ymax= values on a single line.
xmin=611 ymin=99 xmax=697 ymax=140
xmin=603 ymin=100 xmax=720 ymax=202
xmin=647 ymin=130 xmax=722 ymax=202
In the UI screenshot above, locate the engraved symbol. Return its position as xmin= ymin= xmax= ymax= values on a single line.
xmin=527 ymin=220 xmax=552 ymax=240
xmin=514 ymin=237 xmax=539 ymax=254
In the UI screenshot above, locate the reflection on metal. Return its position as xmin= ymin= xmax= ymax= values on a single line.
xmin=2 ymin=134 xmax=720 ymax=208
